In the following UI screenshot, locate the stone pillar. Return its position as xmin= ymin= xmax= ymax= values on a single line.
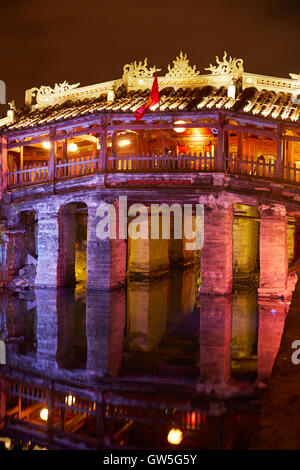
xmin=199 ymin=295 xmax=232 ymax=384
xmin=35 ymin=288 xmax=59 ymax=370
xmin=127 ymin=277 xmax=169 ymax=353
xmin=86 ymin=288 xmax=125 ymax=378
xmin=200 ymin=203 xmax=233 ymax=295
xmin=169 ymin=214 xmax=198 ymax=267
xmin=56 ymin=288 xmax=76 ymax=369
xmin=257 ymin=299 xmax=287 ymax=384
xmin=258 ymin=204 xmax=290 ymax=299
xmin=86 ymin=202 xmax=126 ymax=290
xmin=167 ymin=266 xmax=196 ymax=325
xmin=128 ymin=213 xmax=169 ymax=278
xmin=35 ymin=209 xmax=59 ymax=288
xmin=57 ymin=205 xmax=76 ymax=287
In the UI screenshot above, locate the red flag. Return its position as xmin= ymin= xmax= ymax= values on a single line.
xmin=135 ymin=74 xmax=160 ymax=120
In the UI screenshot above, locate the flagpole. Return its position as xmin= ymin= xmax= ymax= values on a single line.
xmin=152 ymin=40 xmax=166 ymax=161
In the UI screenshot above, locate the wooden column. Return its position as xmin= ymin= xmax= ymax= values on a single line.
xmin=48 ymin=128 xmax=56 ymax=182
xmin=62 ymin=139 xmax=68 ymax=160
xmin=216 ymin=127 xmax=224 ymax=171
xmin=111 ymin=131 xmax=117 ymax=156
xmin=275 ymin=137 xmax=283 ymax=179
xmin=0 ymin=134 xmax=8 ymax=193
xmin=20 ymin=146 xmax=24 ymax=171
xmin=99 ymin=124 xmax=107 ymax=172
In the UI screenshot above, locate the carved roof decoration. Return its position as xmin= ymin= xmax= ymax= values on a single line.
xmin=4 ymin=84 xmax=300 ymax=133
xmin=30 ymin=81 xmax=80 ymax=107
xmin=290 ymin=73 xmax=300 ymax=81
xmin=205 ymin=52 xmax=244 ymax=79
xmin=4 ymin=52 xmax=300 ymax=131
xmin=165 ymin=52 xmax=200 ymax=78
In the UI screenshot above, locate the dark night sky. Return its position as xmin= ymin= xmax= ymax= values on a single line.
xmin=1 ymin=0 xmax=300 ymax=110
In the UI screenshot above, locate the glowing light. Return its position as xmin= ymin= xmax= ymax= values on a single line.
xmin=118 ymin=139 xmax=131 ymax=147
xmin=138 ymin=79 xmax=144 ymax=85
xmin=228 ymin=84 xmax=236 ymax=99
xmin=42 ymin=142 xmax=51 ymax=150
xmin=174 ymin=120 xmax=186 ymax=133
xmin=167 ymin=428 xmax=183 ymax=445
xmin=68 ymin=143 xmax=78 ymax=152
xmin=40 ymin=408 xmax=48 ymax=421
xmin=65 ymin=394 xmax=76 ymax=406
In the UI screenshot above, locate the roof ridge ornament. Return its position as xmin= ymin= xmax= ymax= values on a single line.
xmin=29 ymin=81 xmax=80 ymax=107
xmin=165 ymin=51 xmax=200 ymax=78
xmin=205 ymin=51 xmax=244 ymax=79
xmin=123 ymin=59 xmax=161 ymax=87
xmin=289 ymin=73 xmax=300 ymax=80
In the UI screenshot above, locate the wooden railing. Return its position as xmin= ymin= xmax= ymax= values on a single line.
xmin=56 ymin=155 xmax=98 ymax=179
xmin=7 ymin=162 xmax=48 ymax=187
xmin=226 ymin=153 xmax=275 ymax=179
xmin=5 ymin=152 xmax=300 ymax=189
xmin=107 ymin=152 xmax=215 ymax=171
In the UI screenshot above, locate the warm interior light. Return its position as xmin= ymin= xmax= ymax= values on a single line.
xmin=167 ymin=427 xmax=183 ymax=445
xmin=174 ymin=120 xmax=186 ymax=133
xmin=68 ymin=143 xmax=78 ymax=152
xmin=42 ymin=142 xmax=51 ymax=150
xmin=65 ymin=394 xmax=76 ymax=406
xmin=40 ymin=408 xmax=48 ymax=421
xmin=118 ymin=139 xmax=131 ymax=147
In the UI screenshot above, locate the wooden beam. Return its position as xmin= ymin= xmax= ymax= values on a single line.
xmin=283 ymin=135 xmax=300 ymax=143
xmin=224 ymin=123 xmax=277 ymax=140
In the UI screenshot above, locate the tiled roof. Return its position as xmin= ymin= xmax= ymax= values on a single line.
xmin=4 ymin=85 xmax=300 ymax=132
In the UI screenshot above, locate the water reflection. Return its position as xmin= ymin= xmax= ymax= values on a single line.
xmin=0 ymin=266 xmax=290 ymax=449
xmin=0 ymin=267 xmax=289 ymax=386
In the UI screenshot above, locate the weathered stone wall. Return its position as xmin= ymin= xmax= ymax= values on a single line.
xmin=258 ymin=204 xmax=289 ymax=298
xmin=199 ymin=295 xmax=232 ymax=384
xmin=200 ymin=203 xmax=233 ymax=295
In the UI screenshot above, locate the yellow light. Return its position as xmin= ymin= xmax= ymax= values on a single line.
xmin=65 ymin=394 xmax=76 ymax=406
xmin=40 ymin=408 xmax=48 ymax=421
xmin=118 ymin=139 xmax=131 ymax=147
xmin=167 ymin=427 xmax=183 ymax=445
xmin=42 ymin=142 xmax=51 ymax=150
xmin=174 ymin=120 xmax=186 ymax=133
xmin=68 ymin=143 xmax=78 ymax=152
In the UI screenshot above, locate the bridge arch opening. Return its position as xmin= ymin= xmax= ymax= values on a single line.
xmin=58 ymin=202 xmax=87 ymax=287
xmin=233 ymin=204 xmax=260 ymax=285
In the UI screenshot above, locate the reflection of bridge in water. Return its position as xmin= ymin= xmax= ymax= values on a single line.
xmin=0 ymin=267 xmax=291 ymax=449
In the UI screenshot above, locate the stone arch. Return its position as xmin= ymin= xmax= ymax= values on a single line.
xmin=58 ymin=201 xmax=88 ymax=287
